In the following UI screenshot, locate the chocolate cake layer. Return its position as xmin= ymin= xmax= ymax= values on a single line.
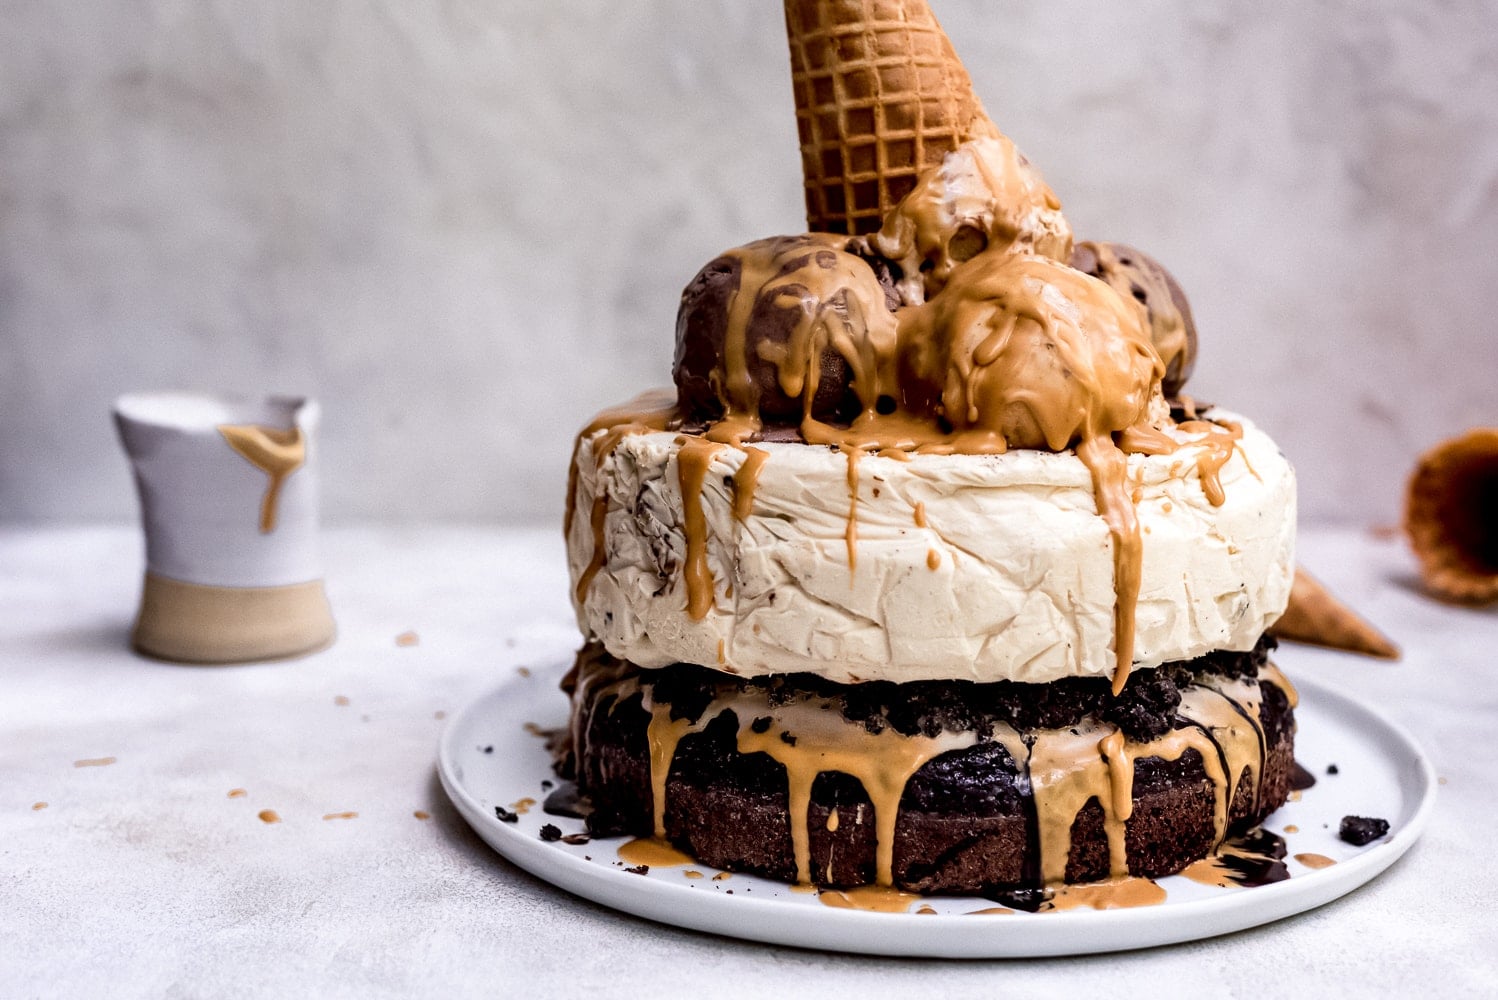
xmin=558 ymin=641 xmax=1296 ymax=894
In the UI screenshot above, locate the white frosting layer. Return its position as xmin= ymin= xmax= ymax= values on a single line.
xmin=567 ymin=415 xmax=1295 ymax=685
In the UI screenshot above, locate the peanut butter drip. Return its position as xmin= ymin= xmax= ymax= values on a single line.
xmin=572 ymin=650 xmax=1291 ymax=891
xmin=1119 ymin=418 xmax=1247 ymax=508
xmin=731 ymin=446 xmax=769 ymax=521
xmin=676 ymin=436 xmax=727 ymax=620
xmin=873 ymin=134 xmax=1073 ymax=306
xmin=707 ymin=236 xmax=901 ymax=448
xmin=843 ymin=446 xmax=862 ymax=573
xmin=738 ymin=698 xmax=976 ymax=886
xmin=216 ymin=424 xmax=305 ymax=533
xmin=567 ymin=390 xmax=681 ymax=606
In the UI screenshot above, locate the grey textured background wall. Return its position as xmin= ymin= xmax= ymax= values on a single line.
xmin=3 ymin=1 xmax=1495 ymax=527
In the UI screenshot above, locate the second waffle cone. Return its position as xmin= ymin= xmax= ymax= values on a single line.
xmin=785 ymin=0 xmax=998 ymax=236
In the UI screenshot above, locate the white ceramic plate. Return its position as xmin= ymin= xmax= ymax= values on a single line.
xmin=438 ymin=666 xmax=1435 ymax=958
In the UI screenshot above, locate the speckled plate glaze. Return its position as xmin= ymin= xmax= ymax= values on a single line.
xmin=439 ymin=666 xmax=1435 ymax=958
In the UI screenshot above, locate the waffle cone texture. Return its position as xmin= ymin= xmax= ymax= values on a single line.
xmin=1405 ymin=428 xmax=1498 ymax=604
xmin=785 ymin=0 xmax=998 ymax=235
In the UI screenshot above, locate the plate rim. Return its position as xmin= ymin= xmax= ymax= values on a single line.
xmin=437 ymin=667 xmax=1436 ymax=958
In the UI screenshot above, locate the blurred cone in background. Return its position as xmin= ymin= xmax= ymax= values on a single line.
xmin=1405 ymin=428 xmax=1498 ymax=605
xmin=1270 ymin=568 xmax=1399 ymax=660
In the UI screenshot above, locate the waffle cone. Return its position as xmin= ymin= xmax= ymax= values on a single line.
xmin=1404 ymin=427 xmax=1498 ymax=604
xmin=1270 ymin=567 xmax=1400 ymax=660
xmin=784 ymin=0 xmax=998 ymax=236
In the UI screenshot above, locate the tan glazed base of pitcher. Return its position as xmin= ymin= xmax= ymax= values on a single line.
xmin=131 ymin=572 xmax=336 ymax=664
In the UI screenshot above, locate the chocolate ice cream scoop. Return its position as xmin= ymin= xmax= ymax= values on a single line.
xmin=1071 ymin=241 xmax=1196 ymax=398
xmin=674 ymin=234 xmax=900 ymax=430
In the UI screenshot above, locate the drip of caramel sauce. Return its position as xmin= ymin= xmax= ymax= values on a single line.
xmin=217 ymin=423 xmax=305 ymax=533
xmin=258 ymin=809 xmax=281 ymax=824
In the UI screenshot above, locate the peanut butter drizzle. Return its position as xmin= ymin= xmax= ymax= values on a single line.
xmin=818 ymin=885 xmax=923 ymax=913
xmin=571 ymin=650 xmax=1291 ymax=895
xmin=566 ymin=390 xmax=680 ymax=606
xmin=731 ymin=446 xmax=769 ymax=521
xmin=843 ymin=446 xmax=862 ymax=573
xmin=1047 ymin=876 xmax=1166 ymax=911
xmin=575 ymin=493 xmax=610 ymax=608
xmin=217 ymin=423 xmax=305 ymax=533
xmin=739 ymin=701 xmax=977 ymax=887
xmin=912 ymin=501 xmax=927 ymax=528
xmin=1077 ymin=434 xmax=1143 ymax=694
xmin=1117 ymin=418 xmax=1246 ymax=508
xmin=677 ymin=436 xmax=726 ymax=620
xmin=1004 ymin=666 xmax=1288 ymax=886
xmin=618 ymin=837 xmax=695 ymax=868
xmin=1261 ymin=663 xmax=1299 ymax=708
xmin=926 ymin=549 xmax=941 ymax=571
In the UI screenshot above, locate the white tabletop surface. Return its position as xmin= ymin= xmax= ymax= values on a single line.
xmin=2 ymin=524 xmax=1493 ymax=997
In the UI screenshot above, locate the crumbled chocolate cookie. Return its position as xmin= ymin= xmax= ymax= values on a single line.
xmin=538 ymin=823 xmax=563 ymax=842
xmin=634 ymin=634 xmax=1277 ymax=742
xmin=1339 ymin=815 xmax=1390 ymax=846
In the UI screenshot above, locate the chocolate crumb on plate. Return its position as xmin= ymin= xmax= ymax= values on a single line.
xmin=561 ymin=833 xmax=591 ymax=845
xmin=1339 ymin=816 xmax=1390 ymax=846
xmin=539 ymin=823 xmax=563 ymax=842
xmin=1327 ymin=763 xmax=1340 ymax=775
xmin=495 ymin=806 xmax=518 ymax=823
xmin=624 ymin=864 xmax=649 ymax=875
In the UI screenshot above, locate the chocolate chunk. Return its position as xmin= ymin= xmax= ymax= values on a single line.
xmin=1338 ymin=816 xmax=1390 ymax=846
xmin=1327 ymin=764 xmax=1339 ymax=775
xmin=494 ymin=806 xmax=518 ymax=823
xmin=538 ymin=823 xmax=563 ymax=842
